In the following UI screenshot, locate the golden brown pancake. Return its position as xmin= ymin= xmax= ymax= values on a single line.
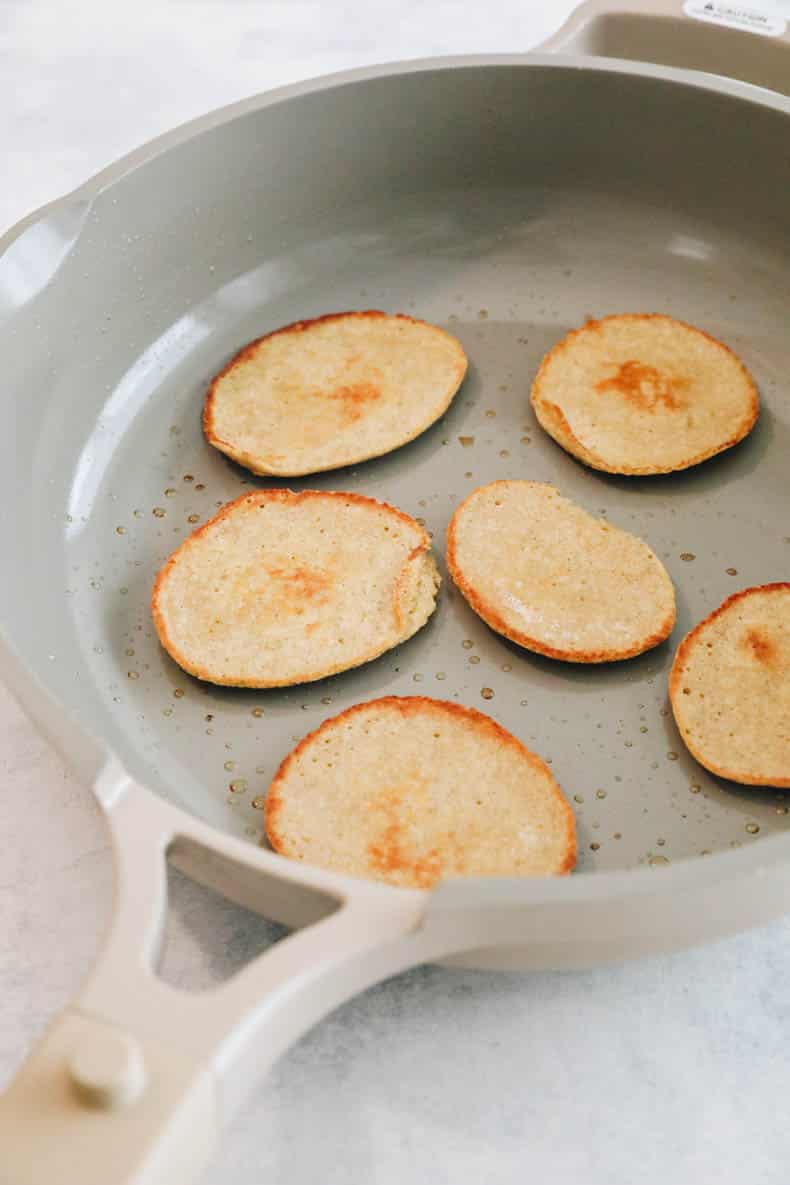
xmin=446 ymin=481 xmax=675 ymax=663
xmin=530 ymin=314 xmax=758 ymax=474
xmin=152 ymin=490 xmax=439 ymax=687
xmin=204 ymin=311 xmax=467 ymax=476
xmin=266 ymin=696 xmax=576 ymax=887
xmin=670 ymin=584 xmax=790 ymax=787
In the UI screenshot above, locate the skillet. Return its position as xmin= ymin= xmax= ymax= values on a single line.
xmin=1 ymin=2 xmax=789 ymax=1180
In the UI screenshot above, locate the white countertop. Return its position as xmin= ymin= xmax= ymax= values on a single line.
xmin=2 ymin=3 xmax=789 ymax=1182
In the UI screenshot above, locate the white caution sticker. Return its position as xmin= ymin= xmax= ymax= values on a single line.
xmin=683 ymin=1 xmax=787 ymax=37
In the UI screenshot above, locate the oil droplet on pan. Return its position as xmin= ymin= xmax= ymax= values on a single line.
xmin=224 ymin=760 xmax=236 ymax=772
xmin=469 ymin=655 xmax=480 ymax=665
xmin=458 ymin=436 xmax=475 ymax=447
xmin=725 ymin=567 xmax=738 ymax=576
xmin=480 ymin=687 xmax=494 ymax=700
xmin=115 ymin=526 xmax=125 ymax=535
xmin=152 ymin=507 xmax=166 ymax=518
xmin=173 ymin=688 xmax=184 ymax=698
xmin=649 ymin=855 xmax=670 ymax=867
xmin=252 ymin=795 xmax=266 ymax=810
xmin=595 ymin=789 xmax=607 ymax=799
xmin=667 ymin=752 xmax=679 ymax=761
xmin=573 ymin=794 xmax=584 ymax=804
xmin=127 ymin=671 xmax=139 ymax=680
xmin=680 ymin=553 xmax=695 ymax=562
xmin=589 ymin=842 xmax=600 ymax=851
xmin=462 ymin=639 xmax=474 ymax=649
xmin=251 ymin=707 xmax=264 ymax=718
xmin=229 ymin=780 xmax=247 ymax=794
xmin=188 ymin=514 xmax=200 ymax=524
xmin=745 ymin=822 xmax=760 ymax=835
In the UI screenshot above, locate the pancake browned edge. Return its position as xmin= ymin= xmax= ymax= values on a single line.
xmin=669 ymin=583 xmax=790 ymax=788
xmin=265 ymin=696 xmax=576 ymax=888
xmin=531 ymin=313 xmax=759 ymax=475
xmin=446 ymin=480 xmax=676 ymax=663
xmin=151 ymin=489 xmax=439 ymax=688
xmin=203 ymin=310 xmax=468 ymax=477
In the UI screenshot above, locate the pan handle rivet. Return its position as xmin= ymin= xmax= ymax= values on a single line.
xmin=68 ymin=1027 xmax=147 ymax=1109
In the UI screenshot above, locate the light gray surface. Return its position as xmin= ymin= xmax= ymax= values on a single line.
xmin=2 ymin=3 xmax=790 ymax=1183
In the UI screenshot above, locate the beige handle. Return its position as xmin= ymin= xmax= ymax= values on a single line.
xmin=0 ymin=770 xmax=429 ymax=1185
xmin=539 ymin=0 xmax=790 ymax=97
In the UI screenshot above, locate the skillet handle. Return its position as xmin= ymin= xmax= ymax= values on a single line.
xmin=0 ymin=768 xmax=429 ymax=1185
xmin=539 ymin=0 xmax=790 ymax=97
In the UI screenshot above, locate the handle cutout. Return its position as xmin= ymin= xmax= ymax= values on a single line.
xmin=157 ymin=857 xmax=291 ymax=992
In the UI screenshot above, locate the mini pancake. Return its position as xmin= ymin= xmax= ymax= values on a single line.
xmin=265 ymin=696 xmax=576 ymax=888
xmin=203 ymin=311 xmax=467 ymax=476
xmin=446 ymin=481 xmax=675 ymax=663
xmin=152 ymin=490 xmax=439 ymax=687
xmin=530 ymin=314 xmax=758 ymax=475
xmin=669 ymin=584 xmax=790 ymax=787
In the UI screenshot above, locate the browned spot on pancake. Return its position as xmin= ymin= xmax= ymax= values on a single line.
xmin=267 ymin=565 xmax=333 ymax=603
xmin=366 ymin=784 xmax=443 ymax=888
xmin=326 ymin=380 xmax=382 ymax=422
xmin=741 ymin=627 xmax=777 ymax=666
xmin=595 ymin=360 xmax=688 ymax=411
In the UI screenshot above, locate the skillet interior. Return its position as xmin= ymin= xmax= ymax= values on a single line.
xmin=0 ymin=60 xmax=788 ymax=872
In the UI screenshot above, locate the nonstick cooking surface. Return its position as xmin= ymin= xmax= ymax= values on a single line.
xmin=55 ymin=181 xmax=790 ymax=873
